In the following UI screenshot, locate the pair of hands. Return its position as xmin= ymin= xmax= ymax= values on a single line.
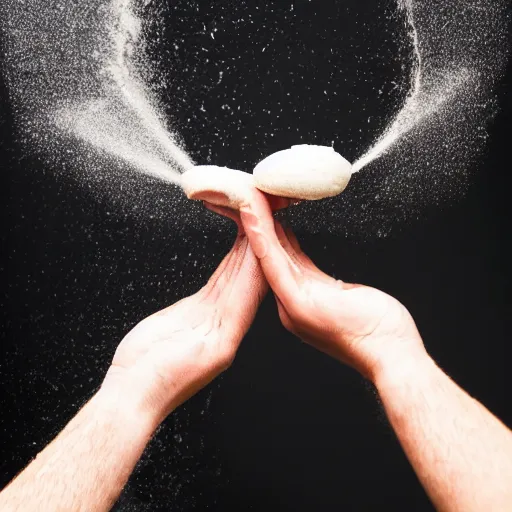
xmin=102 ymin=190 xmax=425 ymax=424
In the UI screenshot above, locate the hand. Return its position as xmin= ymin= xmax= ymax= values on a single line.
xmin=102 ymin=226 xmax=267 ymax=425
xmin=236 ymin=192 xmax=426 ymax=382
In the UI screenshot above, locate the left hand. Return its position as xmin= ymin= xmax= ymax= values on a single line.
xmin=102 ymin=220 xmax=267 ymax=426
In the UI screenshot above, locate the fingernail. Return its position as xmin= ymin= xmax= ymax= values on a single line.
xmin=240 ymin=209 xmax=268 ymax=259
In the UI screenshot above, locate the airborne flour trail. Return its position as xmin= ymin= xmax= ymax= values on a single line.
xmin=352 ymin=0 xmax=474 ymax=172
xmin=56 ymin=0 xmax=193 ymax=183
xmin=1 ymin=0 xmax=508 ymax=235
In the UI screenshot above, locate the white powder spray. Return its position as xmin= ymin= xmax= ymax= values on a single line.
xmin=56 ymin=0 xmax=193 ymax=183
xmin=292 ymin=0 xmax=507 ymax=238
xmin=2 ymin=0 xmax=192 ymax=190
xmin=1 ymin=0 xmax=508 ymax=237
xmin=353 ymin=0 xmax=473 ymax=173
xmin=0 ymin=2 xmax=509 ymax=508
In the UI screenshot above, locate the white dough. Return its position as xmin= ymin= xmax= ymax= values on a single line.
xmin=253 ymin=145 xmax=352 ymax=200
xmin=181 ymin=165 xmax=254 ymax=209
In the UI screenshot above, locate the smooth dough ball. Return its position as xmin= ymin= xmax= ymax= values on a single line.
xmin=253 ymin=145 xmax=352 ymax=200
xmin=181 ymin=165 xmax=254 ymax=209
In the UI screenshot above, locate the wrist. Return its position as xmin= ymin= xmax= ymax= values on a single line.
xmin=99 ymin=367 xmax=164 ymax=434
xmin=371 ymin=340 xmax=434 ymax=390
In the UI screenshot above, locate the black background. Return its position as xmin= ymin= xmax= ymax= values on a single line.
xmin=1 ymin=1 xmax=511 ymax=510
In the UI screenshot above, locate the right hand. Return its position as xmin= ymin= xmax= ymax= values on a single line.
xmin=234 ymin=191 xmax=427 ymax=382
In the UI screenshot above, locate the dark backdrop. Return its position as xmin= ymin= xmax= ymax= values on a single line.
xmin=1 ymin=1 xmax=511 ymax=511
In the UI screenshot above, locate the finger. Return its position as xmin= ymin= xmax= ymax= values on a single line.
xmin=278 ymin=225 xmax=338 ymax=285
xmin=205 ymin=195 xmax=293 ymax=214
xmin=282 ymin=226 xmax=327 ymax=275
xmin=264 ymin=193 xmax=294 ymax=211
xmin=199 ymin=230 xmax=245 ymax=303
xmin=283 ymin=225 xmax=302 ymax=254
xmin=200 ymin=234 xmax=266 ymax=323
xmin=275 ymin=294 xmax=294 ymax=334
xmin=203 ymin=201 xmax=243 ymax=231
xmin=274 ymin=221 xmax=305 ymax=271
xmin=224 ymin=236 xmax=268 ymax=327
xmin=240 ymin=189 xmax=302 ymax=304
xmin=215 ymin=237 xmax=268 ymax=355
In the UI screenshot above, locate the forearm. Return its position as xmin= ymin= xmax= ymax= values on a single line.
xmin=375 ymin=348 xmax=512 ymax=512
xmin=0 ymin=386 xmax=158 ymax=512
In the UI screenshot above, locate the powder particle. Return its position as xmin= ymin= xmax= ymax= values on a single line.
xmin=2 ymin=0 xmax=508 ymax=240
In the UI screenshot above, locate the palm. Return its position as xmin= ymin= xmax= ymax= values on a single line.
xmin=237 ymin=192 xmax=421 ymax=380
xmin=292 ymin=276 xmax=418 ymax=377
xmin=103 ymin=235 xmax=267 ymax=420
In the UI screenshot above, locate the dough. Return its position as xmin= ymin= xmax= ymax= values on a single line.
xmin=253 ymin=145 xmax=352 ymax=200
xmin=181 ymin=165 xmax=254 ymax=209
xmin=181 ymin=146 xmax=352 ymax=210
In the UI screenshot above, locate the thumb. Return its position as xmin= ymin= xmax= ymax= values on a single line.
xmin=240 ymin=191 xmax=302 ymax=305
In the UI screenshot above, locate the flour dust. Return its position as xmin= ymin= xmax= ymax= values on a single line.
xmin=0 ymin=0 xmax=509 ymax=509
xmin=291 ymin=0 xmax=507 ymax=237
xmin=55 ymin=0 xmax=193 ymax=183
xmin=1 ymin=0 xmax=508 ymax=238
xmin=2 ymin=0 xmax=191 ymax=195
xmin=353 ymin=0 xmax=474 ymax=173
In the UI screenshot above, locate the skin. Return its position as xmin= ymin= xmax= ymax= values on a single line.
xmin=237 ymin=190 xmax=512 ymax=512
xmin=0 ymin=189 xmax=510 ymax=511
xmin=0 ymin=231 xmax=267 ymax=512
